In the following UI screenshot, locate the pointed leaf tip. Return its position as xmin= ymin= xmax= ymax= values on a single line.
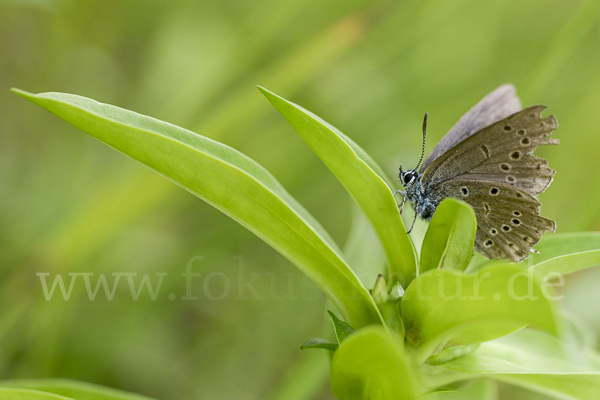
xmin=258 ymin=87 xmax=418 ymax=287
xmin=300 ymin=337 xmax=339 ymax=351
xmin=13 ymin=89 xmax=383 ymax=329
xmin=328 ymin=310 xmax=357 ymax=344
xmin=10 ymin=88 xmax=32 ymax=98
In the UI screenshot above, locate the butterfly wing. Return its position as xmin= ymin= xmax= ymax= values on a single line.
xmin=421 ymin=106 xmax=558 ymax=261
xmin=432 ymin=180 xmax=555 ymax=261
xmin=420 ymin=84 xmax=522 ymax=173
xmin=422 ymin=106 xmax=558 ymax=192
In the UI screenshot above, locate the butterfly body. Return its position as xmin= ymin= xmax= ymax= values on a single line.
xmin=400 ymin=170 xmax=437 ymax=220
xmin=399 ymin=85 xmax=558 ymax=262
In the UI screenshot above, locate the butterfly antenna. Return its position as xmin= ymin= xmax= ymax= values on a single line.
xmin=415 ymin=112 xmax=428 ymax=170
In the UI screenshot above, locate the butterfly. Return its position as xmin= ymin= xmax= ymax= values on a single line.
xmin=396 ymin=84 xmax=558 ymax=262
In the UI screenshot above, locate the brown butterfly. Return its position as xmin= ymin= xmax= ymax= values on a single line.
xmin=397 ymin=85 xmax=558 ymax=262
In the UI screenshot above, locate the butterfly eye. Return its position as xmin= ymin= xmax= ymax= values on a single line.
xmin=403 ymin=172 xmax=415 ymax=185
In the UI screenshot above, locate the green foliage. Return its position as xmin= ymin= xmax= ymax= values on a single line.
xmin=0 ymin=389 xmax=71 ymax=400
xmin=11 ymin=88 xmax=382 ymax=329
xmin=402 ymin=264 xmax=560 ymax=363
xmin=299 ymin=337 xmax=338 ymax=351
xmin=299 ymin=310 xmax=358 ymax=352
xmin=330 ymin=326 xmax=417 ymax=400
xmin=380 ymin=281 xmax=405 ymax=337
xmin=420 ymin=198 xmax=477 ymax=273
xmin=529 ymin=232 xmax=600 ymax=277
xmin=440 ymin=329 xmax=600 ymax=400
xmin=423 ymin=380 xmax=498 ymax=400
xmin=12 ymin=87 xmax=600 ymax=400
xmin=327 ymin=310 xmax=357 ymax=343
xmin=4 ymin=2 xmax=600 ymax=399
xmin=259 ymin=87 xmax=417 ymax=287
xmin=0 ymin=380 xmax=155 ymax=400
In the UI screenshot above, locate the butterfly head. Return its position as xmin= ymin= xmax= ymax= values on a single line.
xmin=399 ymin=166 xmax=418 ymax=186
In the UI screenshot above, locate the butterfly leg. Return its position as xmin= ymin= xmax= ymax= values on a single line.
xmin=407 ymin=203 xmax=418 ymax=234
xmin=393 ymin=190 xmax=407 ymax=214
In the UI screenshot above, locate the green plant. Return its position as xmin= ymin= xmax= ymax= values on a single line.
xmin=9 ymin=87 xmax=600 ymax=400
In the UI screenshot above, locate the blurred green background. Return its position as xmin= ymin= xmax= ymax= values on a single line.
xmin=1 ymin=0 xmax=600 ymax=399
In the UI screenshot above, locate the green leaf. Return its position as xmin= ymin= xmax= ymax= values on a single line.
xmin=381 ymin=282 xmax=406 ymax=337
xmin=534 ymin=249 xmax=600 ymax=278
xmin=371 ymin=274 xmax=389 ymax=310
xmin=299 ymin=337 xmax=338 ymax=351
xmin=382 ymin=299 xmax=405 ymax=338
xmin=423 ymin=380 xmax=498 ymax=400
xmin=0 ymin=388 xmax=73 ymax=400
xmin=560 ymin=310 xmax=598 ymax=351
xmin=425 ymin=344 xmax=481 ymax=365
xmin=463 ymin=253 xmax=494 ymax=274
xmin=343 ymin=204 xmax=388 ymax=284
xmin=264 ymin=351 xmax=330 ymax=400
xmin=0 ymin=379 xmax=156 ymax=400
xmin=328 ymin=310 xmax=356 ymax=343
xmin=528 ymin=232 xmax=600 ymax=264
xmin=420 ymin=198 xmax=477 ymax=273
xmin=388 ymin=281 xmax=405 ymax=301
xmin=13 ymin=89 xmax=382 ymax=329
xmin=258 ymin=87 xmax=418 ymax=287
xmin=470 ymin=232 xmax=600 ymax=275
xmin=401 ymin=264 xmax=560 ymax=363
xmin=527 ymin=232 xmax=600 ymax=277
xmin=330 ymin=326 xmax=418 ymax=400
xmin=439 ymin=329 xmax=600 ymax=400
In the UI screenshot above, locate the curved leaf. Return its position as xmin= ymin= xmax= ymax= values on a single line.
xmin=264 ymin=351 xmax=330 ymax=400
xmin=420 ymin=198 xmax=477 ymax=273
xmin=520 ymin=232 xmax=600 ymax=279
xmin=527 ymin=232 xmax=600 ymax=264
xmin=471 ymin=232 xmax=600 ymax=274
xmin=370 ymin=274 xmax=389 ymax=309
xmin=330 ymin=326 xmax=418 ymax=400
xmin=0 ymin=379 xmax=154 ymax=400
xmin=343 ymin=204 xmax=388 ymax=285
xmin=328 ymin=310 xmax=356 ymax=343
xmin=259 ymin=87 xmax=418 ymax=287
xmin=534 ymin=249 xmax=600 ymax=278
xmin=440 ymin=329 xmax=600 ymax=400
xmin=401 ymin=264 xmax=560 ymax=363
xmin=425 ymin=343 xmax=480 ymax=365
xmin=382 ymin=299 xmax=405 ymax=338
xmin=423 ymin=380 xmax=497 ymax=400
xmin=379 ymin=282 xmax=406 ymax=338
xmin=0 ymin=388 xmax=76 ymax=400
xmin=13 ymin=89 xmax=382 ymax=328
xmin=0 ymin=389 xmax=74 ymax=400
xmin=300 ymin=337 xmax=338 ymax=351
xmin=560 ymin=310 xmax=598 ymax=351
